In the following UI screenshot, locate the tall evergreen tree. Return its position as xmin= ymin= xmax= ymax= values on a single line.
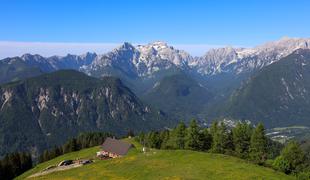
xmin=9 ymin=152 xmax=21 ymax=177
xmin=186 ymin=119 xmax=201 ymax=150
xmin=199 ymin=128 xmax=212 ymax=151
xmin=136 ymin=132 xmax=145 ymax=146
xmin=175 ymin=122 xmax=186 ymax=149
xmin=160 ymin=130 xmax=170 ymax=149
xmin=249 ymin=123 xmax=267 ymax=164
xmin=210 ymin=121 xmax=218 ymax=138
xmin=281 ymin=141 xmax=305 ymax=173
xmin=19 ymin=152 xmax=32 ymax=172
xmin=147 ymin=131 xmax=162 ymax=149
xmin=232 ymin=122 xmax=252 ymax=158
xmin=211 ymin=122 xmax=230 ymax=153
xmin=43 ymin=150 xmax=50 ymax=162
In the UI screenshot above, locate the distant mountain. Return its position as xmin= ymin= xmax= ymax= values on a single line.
xmin=82 ymin=41 xmax=192 ymax=94
xmin=0 ymin=70 xmax=167 ymax=157
xmin=0 ymin=57 xmax=43 ymax=84
xmin=83 ymin=41 xmax=192 ymax=77
xmin=81 ymin=38 xmax=310 ymax=97
xmin=21 ymin=52 xmax=97 ymax=71
xmin=1 ymin=37 xmax=310 ymax=126
xmin=219 ymin=49 xmax=310 ymax=127
xmin=190 ymin=37 xmax=310 ymax=76
xmin=142 ymin=73 xmax=212 ymax=120
xmin=0 ymin=53 xmax=97 ymax=84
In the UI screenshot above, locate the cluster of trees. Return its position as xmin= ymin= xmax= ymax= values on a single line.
xmin=0 ymin=152 xmax=32 ymax=180
xmin=136 ymin=120 xmax=309 ymax=176
xmin=0 ymin=131 xmax=112 ymax=180
xmin=38 ymin=132 xmax=112 ymax=163
xmin=136 ymin=120 xmax=279 ymax=162
xmin=273 ymin=141 xmax=309 ymax=176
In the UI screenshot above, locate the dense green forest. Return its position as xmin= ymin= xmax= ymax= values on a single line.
xmin=0 ymin=132 xmax=112 ymax=180
xmin=1 ymin=121 xmax=310 ymax=179
xmin=135 ymin=120 xmax=310 ymax=178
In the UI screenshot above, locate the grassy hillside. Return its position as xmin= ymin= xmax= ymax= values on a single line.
xmin=17 ymin=139 xmax=294 ymax=180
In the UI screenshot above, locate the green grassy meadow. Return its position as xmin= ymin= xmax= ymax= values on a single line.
xmin=17 ymin=139 xmax=295 ymax=180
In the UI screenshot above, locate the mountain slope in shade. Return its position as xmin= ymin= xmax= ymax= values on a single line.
xmin=142 ymin=73 xmax=212 ymax=120
xmin=0 ymin=70 xmax=167 ymax=157
xmin=0 ymin=57 xmax=44 ymax=84
xmin=220 ymin=49 xmax=310 ymax=127
xmin=0 ymin=53 xmax=97 ymax=84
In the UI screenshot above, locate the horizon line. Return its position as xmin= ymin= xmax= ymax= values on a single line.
xmin=0 ymin=41 xmax=232 ymax=59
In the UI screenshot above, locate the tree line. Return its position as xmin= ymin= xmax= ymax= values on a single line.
xmin=0 ymin=152 xmax=32 ymax=180
xmin=135 ymin=120 xmax=309 ymax=177
xmin=38 ymin=132 xmax=112 ymax=163
xmin=0 ymin=131 xmax=112 ymax=180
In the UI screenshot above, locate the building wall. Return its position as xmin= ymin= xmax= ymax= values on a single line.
xmin=97 ymin=151 xmax=121 ymax=158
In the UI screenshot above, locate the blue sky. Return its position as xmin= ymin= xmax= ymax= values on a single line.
xmin=0 ymin=0 xmax=310 ymax=57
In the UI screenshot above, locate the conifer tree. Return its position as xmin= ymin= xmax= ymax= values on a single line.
xmin=199 ymin=128 xmax=212 ymax=151
xmin=186 ymin=119 xmax=201 ymax=150
xmin=273 ymin=140 xmax=306 ymax=174
xmin=160 ymin=130 xmax=170 ymax=149
xmin=249 ymin=123 xmax=267 ymax=164
xmin=211 ymin=122 xmax=230 ymax=153
xmin=175 ymin=122 xmax=186 ymax=149
xmin=232 ymin=122 xmax=252 ymax=158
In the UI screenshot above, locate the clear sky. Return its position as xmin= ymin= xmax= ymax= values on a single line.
xmin=1 ymin=0 xmax=310 ymax=57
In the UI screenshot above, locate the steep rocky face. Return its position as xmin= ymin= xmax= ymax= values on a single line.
xmin=82 ymin=42 xmax=191 ymax=95
xmin=0 ymin=70 xmax=167 ymax=156
xmin=218 ymin=49 xmax=310 ymax=127
xmin=192 ymin=37 xmax=310 ymax=76
xmin=189 ymin=47 xmax=239 ymax=75
xmin=83 ymin=41 xmax=192 ymax=77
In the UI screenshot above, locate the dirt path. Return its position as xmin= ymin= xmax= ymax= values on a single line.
xmin=28 ymin=164 xmax=83 ymax=178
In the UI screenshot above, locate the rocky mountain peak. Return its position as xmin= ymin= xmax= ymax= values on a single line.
xmin=21 ymin=53 xmax=45 ymax=61
xmin=118 ymin=42 xmax=136 ymax=51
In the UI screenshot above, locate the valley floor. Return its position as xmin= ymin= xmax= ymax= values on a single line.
xmin=17 ymin=139 xmax=294 ymax=180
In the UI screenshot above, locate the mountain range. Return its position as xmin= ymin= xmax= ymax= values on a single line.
xmin=1 ymin=37 xmax=310 ymax=156
xmin=0 ymin=70 xmax=166 ymax=157
xmin=219 ymin=49 xmax=310 ymax=127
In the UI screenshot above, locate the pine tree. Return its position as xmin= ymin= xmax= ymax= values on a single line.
xmin=1 ymin=155 xmax=13 ymax=180
xmin=211 ymin=122 xmax=230 ymax=153
xmin=71 ymin=138 xmax=79 ymax=151
xmin=280 ymin=141 xmax=305 ymax=173
xmin=175 ymin=122 xmax=186 ymax=149
xmin=210 ymin=121 xmax=218 ymax=138
xmin=186 ymin=119 xmax=201 ymax=150
xmin=8 ymin=152 xmax=21 ymax=177
xmin=232 ymin=122 xmax=252 ymax=158
xmin=249 ymin=123 xmax=267 ymax=164
xmin=136 ymin=132 xmax=145 ymax=146
xmin=147 ymin=131 xmax=161 ymax=149
xmin=19 ymin=152 xmax=32 ymax=172
xmin=43 ymin=150 xmax=50 ymax=162
xmin=199 ymin=128 xmax=212 ymax=151
xmin=160 ymin=130 xmax=170 ymax=149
